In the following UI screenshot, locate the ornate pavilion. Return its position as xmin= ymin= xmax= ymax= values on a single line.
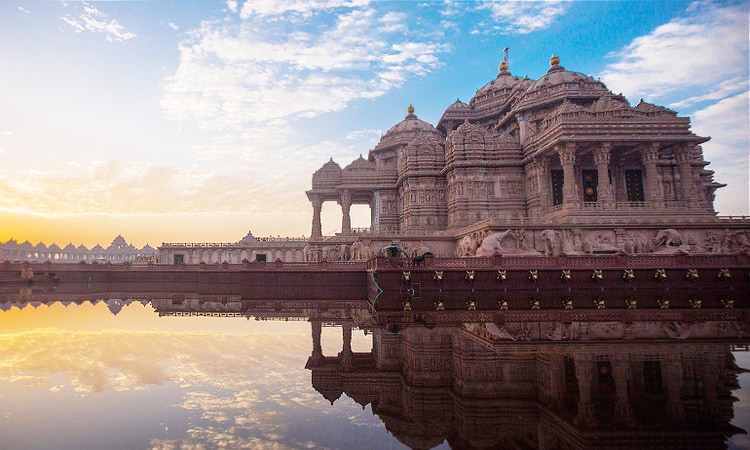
xmin=157 ymin=52 xmax=748 ymax=265
xmin=304 ymin=52 xmax=748 ymax=261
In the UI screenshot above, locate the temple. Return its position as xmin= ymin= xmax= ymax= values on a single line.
xmin=303 ymin=52 xmax=748 ymax=261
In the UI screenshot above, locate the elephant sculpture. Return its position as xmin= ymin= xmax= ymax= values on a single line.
xmin=653 ymin=228 xmax=683 ymax=248
xmin=477 ymin=230 xmax=513 ymax=256
xmin=457 ymin=235 xmax=478 ymax=257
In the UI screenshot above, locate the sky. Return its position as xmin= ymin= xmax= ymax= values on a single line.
xmin=0 ymin=0 xmax=748 ymax=248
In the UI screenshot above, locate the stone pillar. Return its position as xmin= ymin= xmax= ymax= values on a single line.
xmin=701 ymin=358 xmax=719 ymax=416
xmin=614 ymin=162 xmax=625 ymax=203
xmin=574 ymin=354 xmax=596 ymax=426
xmin=340 ymin=190 xmax=352 ymax=234
xmin=372 ymin=191 xmax=380 ymax=232
xmin=612 ymin=354 xmax=635 ymax=427
xmin=674 ymin=146 xmax=694 ymax=203
xmin=548 ymin=354 xmax=566 ymax=409
xmin=593 ymin=143 xmax=614 ymax=204
xmin=311 ymin=194 xmax=323 ymax=238
xmin=640 ymin=143 xmax=664 ymax=206
xmin=517 ymin=113 xmax=530 ymax=145
xmin=339 ymin=324 xmax=354 ymax=371
xmin=557 ymin=143 xmax=579 ymax=207
xmin=536 ymin=156 xmax=551 ymax=210
xmin=310 ymin=320 xmax=323 ymax=365
xmin=614 ymin=228 xmax=625 ymax=250
xmin=664 ymin=354 xmax=685 ymax=422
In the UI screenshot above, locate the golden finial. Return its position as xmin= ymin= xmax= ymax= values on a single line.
xmin=407 ymin=104 xmax=415 ymax=114
xmin=549 ymin=54 xmax=560 ymax=66
xmin=498 ymin=47 xmax=509 ymax=72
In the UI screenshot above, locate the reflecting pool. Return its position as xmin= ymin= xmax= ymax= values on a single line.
xmin=1 ymin=285 xmax=749 ymax=449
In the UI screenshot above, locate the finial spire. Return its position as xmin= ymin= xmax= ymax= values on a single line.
xmin=407 ymin=104 xmax=415 ymax=114
xmin=498 ymin=47 xmax=509 ymax=73
xmin=549 ymin=53 xmax=560 ymax=66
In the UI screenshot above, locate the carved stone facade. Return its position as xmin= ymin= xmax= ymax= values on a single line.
xmin=307 ymin=53 xmax=749 ymax=259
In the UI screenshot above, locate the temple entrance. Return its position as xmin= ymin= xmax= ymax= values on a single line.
xmin=625 ymin=169 xmax=645 ymax=202
xmin=551 ymin=170 xmax=564 ymax=206
xmin=582 ymin=170 xmax=598 ymax=202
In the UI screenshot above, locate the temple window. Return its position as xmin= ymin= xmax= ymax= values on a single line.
xmin=173 ymin=254 xmax=184 ymax=265
xmin=582 ymin=170 xmax=598 ymax=202
xmin=551 ymin=170 xmax=564 ymax=205
xmin=643 ymin=360 xmax=663 ymax=395
xmin=625 ymin=169 xmax=645 ymax=202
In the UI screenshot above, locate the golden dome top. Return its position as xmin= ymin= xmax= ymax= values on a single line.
xmin=407 ymin=104 xmax=415 ymax=114
xmin=549 ymin=54 xmax=560 ymax=66
xmin=498 ymin=46 xmax=509 ymax=73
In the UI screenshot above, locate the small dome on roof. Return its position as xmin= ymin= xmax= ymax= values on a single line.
xmin=343 ymin=155 xmax=376 ymax=172
xmin=437 ymin=99 xmax=474 ymax=132
xmin=372 ymin=105 xmax=442 ymax=153
xmin=311 ymin=158 xmax=342 ymax=190
xmin=383 ymin=105 xmax=438 ymax=136
xmin=313 ymin=158 xmax=342 ymax=176
xmin=444 ymin=98 xmax=470 ymax=112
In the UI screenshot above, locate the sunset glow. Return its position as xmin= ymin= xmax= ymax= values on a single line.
xmin=1 ymin=1 xmax=747 ymax=248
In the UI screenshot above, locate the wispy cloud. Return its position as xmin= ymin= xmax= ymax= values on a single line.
xmin=599 ymin=1 xmax=748 ymax=104
xmin=17 ymin=6 xmax=31 ymax=14
xmin=162 ymin=4 xmax=446 ymax=132
xmin=473 ymin=0 xmax=568 ymax=34
xmin=59 ymin=1 xmax=137 ymax=42
xmin=599 ymin=1 xmax=749 ymax=216
xmin=238 ymin=0 xmax=370 ymax=20
xmin=691 ymin=91 xmax=750 ymax=215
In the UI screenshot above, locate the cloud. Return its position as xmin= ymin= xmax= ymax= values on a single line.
xmin=17 ymin=6 xmax=30 ymax=14
xmin=474 ymin=0 xmax=567 ymax=34
xmin=238 ymin=0 xmax=370 ymax=20
xmin=161 ymin=4 xmax=447 ymax=132
xmin=598 ymin=1 xmax=749 ymax=216
xmin=59 ymin=1 xmax=137 ymax=42
xmin=599 ymin=1 xmax=748 ymax=104
xmin=691 ymin=91 xmax=750 ymax=215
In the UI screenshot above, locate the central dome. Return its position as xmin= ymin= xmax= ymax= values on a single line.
xmin=516 ymin=55 xmax=611 ymax=110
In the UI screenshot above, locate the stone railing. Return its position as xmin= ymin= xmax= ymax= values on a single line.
xmin=368 ymin=254 xmax=749 ymax=271
xmin=2 ymin=259 xmax=368 ymax=273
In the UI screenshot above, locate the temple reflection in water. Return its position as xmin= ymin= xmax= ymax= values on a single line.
xmin=1 ymin=282 xmax=748 ymax=449
xmin=304 ymin=319 xmax=747 ymax=449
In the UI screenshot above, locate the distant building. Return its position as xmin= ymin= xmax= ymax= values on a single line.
xmin=0 ymin=235 xmax=155 ymax=263
xmin=156 ymin=230 xmax=307 ymax=264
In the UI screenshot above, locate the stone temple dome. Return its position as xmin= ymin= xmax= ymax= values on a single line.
xmin=311 ymin=158 xmax=342 ymax=191
xmin=469 ymin=70 xmax=527 ymax=109
xmin=516 ymin=54 xmax=611 ymax=110
xmin=342 ymin=155 xmax=378 ymax=184
xmin=371 ymin=105 xmax=443 ymax=154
